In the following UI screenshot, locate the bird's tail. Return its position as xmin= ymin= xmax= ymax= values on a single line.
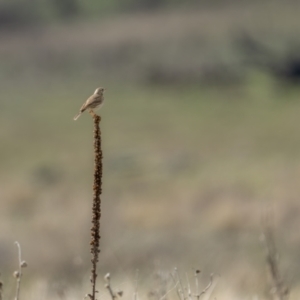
xmin=73 ymin=112 xmax=81 ymax=121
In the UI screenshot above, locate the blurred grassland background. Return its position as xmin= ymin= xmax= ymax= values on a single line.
xmin=1 ymin=0 xmax=300 ymax=299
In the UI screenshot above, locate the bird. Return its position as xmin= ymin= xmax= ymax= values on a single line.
xmin=74 ymin=87 xmax=105 ymax=121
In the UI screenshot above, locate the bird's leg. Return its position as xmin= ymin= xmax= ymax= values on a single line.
xmin=89 ymin=109 xmax=96 ymax=117
xmin=89 ymin=109 xmax=101 ymax=120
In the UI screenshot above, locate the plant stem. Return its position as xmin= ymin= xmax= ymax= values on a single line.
xmin=90 ymin=115 xmax=102 ymax=300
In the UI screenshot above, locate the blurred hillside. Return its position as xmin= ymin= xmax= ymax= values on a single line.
xmin=0 ymin=0 xmax=236 ymax=26
xmin=0 ymin=0 xmax=276 ymax=25
xmin=1 ymin=1 xmax=300 ymax=300
xmin=1 ymin=0 xmax=300 ymax=86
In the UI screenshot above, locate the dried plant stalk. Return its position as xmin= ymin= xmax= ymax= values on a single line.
xmin=0 ymin=274 xmax=3 ymax=300
xmin=263 ymin=219 xmax=289 ymax=300
xmin=14 ymin=242 xmax=27 ymax=300
xmin=89 ymin=115 xmax=103 ymax=300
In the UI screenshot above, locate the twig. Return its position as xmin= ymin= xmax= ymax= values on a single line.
xmin=262 ymin=216 xmax=289 ymax=300
xmin=194 ymin=270 xmax=201 ymax=300
xmin=14 ymin=241 xmax=27 ymax=300
xmin=104 ymin=273 xmax=123 ymax=300
xmin=159 ymin=283 xmax=178 ymax=300
xmin=185 ymin=273 xmax=192 ymax=300
xmin=133 ymin=270 xmax=139 ymax=300
xmin=174 ymin=268 xmax=186 ymax=300
xmin=197 ymin=274 xmax=214 ymax=300
xmin=202 ymin=274 xmax=218 ymax=300
xmin=170 ymin=271 xmax=183 ymax=300
xmin=0 ymin=273 xmax=3 ymax=300
xmin=105 ymin=273 xmax=116 ymax=300
xmin=172 ymin=270 xmax=215 ymax=300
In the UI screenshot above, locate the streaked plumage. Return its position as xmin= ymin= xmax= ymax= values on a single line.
xmin=74 ymin=87 xmax=105 ymax=121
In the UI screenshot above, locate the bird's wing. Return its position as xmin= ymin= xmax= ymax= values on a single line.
xmin=80 ymin=95 xmax=94 ymax=112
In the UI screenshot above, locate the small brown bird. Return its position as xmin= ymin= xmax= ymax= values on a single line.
xmin=74 ymin=87 xmax=105 ymax=121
